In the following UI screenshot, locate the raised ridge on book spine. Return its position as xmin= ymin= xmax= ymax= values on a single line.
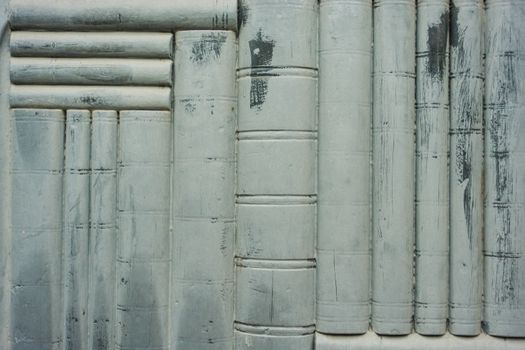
xmin=236 ymin=0 xmax=318 ymax=348
xmin=414 ymin=0 xmax=450 ymax=336
xmin=63 ymin=109 xmax=91 ymax=350
xmin=483 ymin=0 xmax=525 ymax=337
xmin=317 ymin=0 xmax=373 ymax=335
xmin=372 ymin=0 xmax=416 ymax=335
xmin=10 ymin=108 xmax=65 ymax=349
xmin=448 ymin=0 xmax=484 ymax=336
xmin=171 ymin=30 xmax=237 ymax=350
xmin=89 ymin=110 xmax=117 ymax=349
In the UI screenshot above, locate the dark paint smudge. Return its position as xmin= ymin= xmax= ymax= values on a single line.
xmin=449 ymin=1 xmax=460 ymax=48
xmin=426 ymin=11 xmax=449 ymax=80
xmin=238 ymin=0 xmax=249 ymax=29
xmin=248 ymin=30 xmax=275 ymax=110
xmin=250 ymin=78 xmax=268 ymax=111
xmin=190 ymin=33 xmax=227 ymax=64
xmin=249 ymin=29 xmax=274 ymax=67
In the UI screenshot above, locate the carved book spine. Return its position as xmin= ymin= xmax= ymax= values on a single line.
xmin=235 ymin=0 xmax=318 ymax=348
xmin=89 ymin=110 xmax=117 ymax=349
xmin=317 ymin=0 xmax=373 ymax=335
xmin=372 ymin=0 xmax=416 ymax=335
xmin=116 ymin=110 xmax=171 ymax=349
xmin=483 ymin=0 xmax=525 ymax=337
xmin=415 ymin=0 xmax=450 ymax=335
xmin=172 ymin=30 xmax=237 ymax=350
xmin=10 ymin=108 xmax=65 ymax=348
xmin=63 ymin=109 xmax=91 ymax=349
xmin=449 ymin=0 xmax=484 ymax=336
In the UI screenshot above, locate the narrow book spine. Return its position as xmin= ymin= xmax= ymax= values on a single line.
xmin=415 ymin=0 xmax=450 ymax=336
xmin=63 ymin=109 xmax=91 ymax=350
xmin=317 ymin=0 xmax=373 ymax=335
xmin=372 ymin=0 xmax=416 ymax=335
xmin=89 ymin=110 xmax=117 ymax=349
xmin=483 ymin=0 xmax=525 ymax=337
xmin=115 ymin=110 xmax=171 ymax=349
xmin=171 ymin=30 xmax=237 ymax=350
xmin=449 ymin=0 xmax=484 ymax=336
xmin=236 ymin=0 xmax=318 ymax=348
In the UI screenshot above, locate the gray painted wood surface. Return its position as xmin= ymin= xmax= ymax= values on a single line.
xmin=0 ymin=0 xmax=524 ymax=348
xmin=317 ymin=0 xmax=372 ymax=335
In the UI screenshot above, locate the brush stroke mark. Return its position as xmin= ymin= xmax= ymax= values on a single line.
xmin=248 ymin=30 xmax=275 ymax=110
xmin=190 ymin=33 xmax=227 ymax=64
xmin=427 ymin=11 xmax=449 ymax=80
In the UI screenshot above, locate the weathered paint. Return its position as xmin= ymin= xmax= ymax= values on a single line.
xmin=9 ymin=0 xmax=237 ymax=31
xmin=63 ymin=109 xmax=90 ymax=350
xmin=317 ymin=0 xmax=372 ymax=335
xmin=10 ymin=31 xmax=173 ymax=58
xmin=415 ymin=0 xmax=449 ymax=336
xmin=10 ymin=108 xmax=65 ymax=350
xmin=236 ymin=0 xmax=318 ymax=348
xmin=448 ymin=0 xmax=484 ymax=336
xmin=172 ymin=30 xmax=236 ymax=350
xmin=483 ymin=0 xmax=525 ymax=337
xmin=372 ymin=0 xmax=416 ymax=335
xmin=89 ymin=110 xmax=117 ymax=350
xmin=116 ymin=110 xmax=171 ymax=349
xmin=10 ymin=58 xmax=173 ymax=86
